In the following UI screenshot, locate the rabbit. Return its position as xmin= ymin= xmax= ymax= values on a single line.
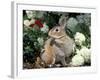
xmin=41 ymin=38 xmax=56 ymax=67
xmin=41 ymin=15 xmax=75 ymax=67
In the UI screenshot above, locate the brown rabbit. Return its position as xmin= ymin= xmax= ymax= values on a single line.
xmin=41 ymin=38 xmax=56 ymax=67
xmin=41 ymin=15 xmax=75 ymax=67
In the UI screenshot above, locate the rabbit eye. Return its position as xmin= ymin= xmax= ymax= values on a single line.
xmin=55 ymin=28 xmax=59 ymax=32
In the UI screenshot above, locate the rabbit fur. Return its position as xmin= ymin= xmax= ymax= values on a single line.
xmin=41 ymin=15 xmax=75 ymax=66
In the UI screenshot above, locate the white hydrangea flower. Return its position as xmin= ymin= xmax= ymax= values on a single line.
xmin=26 ymin=11 xmax=33 ymax=19
xmin=24 ymin=19 xmax=36 ymax=27
xmin=24 ymin=20 xmax=30 ymax=27
xmin=74 ymin=32 xmax=86 ymax=46
xmin=30 ymin=19 xmax=35 ymax=24
xmin=84 ymin=14 xmax=91 ymax=26
xmin=76 ymin=14 xmax=91 ymax=26
xmin=41 ymin=23 xmax=49 ymax=33
xmin=67 ymin=17 xmax=78 ymax=31
xmin=76 ymin=49 xmax=80 ymax=54
xmin=78 ymin=47 xmax=91 ymax=63
xmin=37 ymin=37 xmax=44 ymax=46
xmin=26 ymin=11 xmax=37 ymax=19
xmin=71 ymin=54 xmax=84 ymax=66
xmin=76 ymin=15 xmax=84 ymax=24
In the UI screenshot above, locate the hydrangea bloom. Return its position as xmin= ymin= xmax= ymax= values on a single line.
xmin=26 ymin=11 xmax=33 ymax=19
xmin=29 ymin=19 xmax=35 ymax=24
xmin=67 ymin=17 xmax=78 ymax=27
xmin=24 ymin=20 xmax=30 ymax=27
xmin=74 ymin=32 xmax=86 ymax=46
xmin=71 ymin=54 xmax=84 ymax=66
xmin=76 ymin=14 xmax=84 ymax=24
xmin=77 ymin=47 xmax=91 ymax=63
xmin=76 ymin=14 xmax=91 ymax=26
xmin=24 ymin=19 xmax=35 ymax=27
xmin=67 ymin=17 xmax=78 ymax=32
xmin=26 ymin=11 xmax=36 ymax=19
xmin=37 ymin=37 xmax=44 ymax=46
xmin=41 ymin=23 xmax=49 ymax=33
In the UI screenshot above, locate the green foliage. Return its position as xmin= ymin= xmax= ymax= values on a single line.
xmin=23 ymin=27 xmax=48 ymax=63
xmin=23 ymin=10 xmax=91 ymax=67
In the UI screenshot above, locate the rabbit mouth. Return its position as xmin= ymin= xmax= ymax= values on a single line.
xmin=50 ymin=35 xmax=66 ymax=39
xmin=58 ymin=35 xmax=66 ymax=39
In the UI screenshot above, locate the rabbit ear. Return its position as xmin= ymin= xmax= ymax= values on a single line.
xmin=59 ymin=15 xmax=68 ymax=28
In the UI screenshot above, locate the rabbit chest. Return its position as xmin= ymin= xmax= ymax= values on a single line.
xmin=53 ymin=37 xmax=74 ymax=59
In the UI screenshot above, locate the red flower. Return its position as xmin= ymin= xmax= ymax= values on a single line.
xmin=35 ymin=20 xmax=43 ymax=28
xmin=29 ymin=20 xmax=43 ymax=28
